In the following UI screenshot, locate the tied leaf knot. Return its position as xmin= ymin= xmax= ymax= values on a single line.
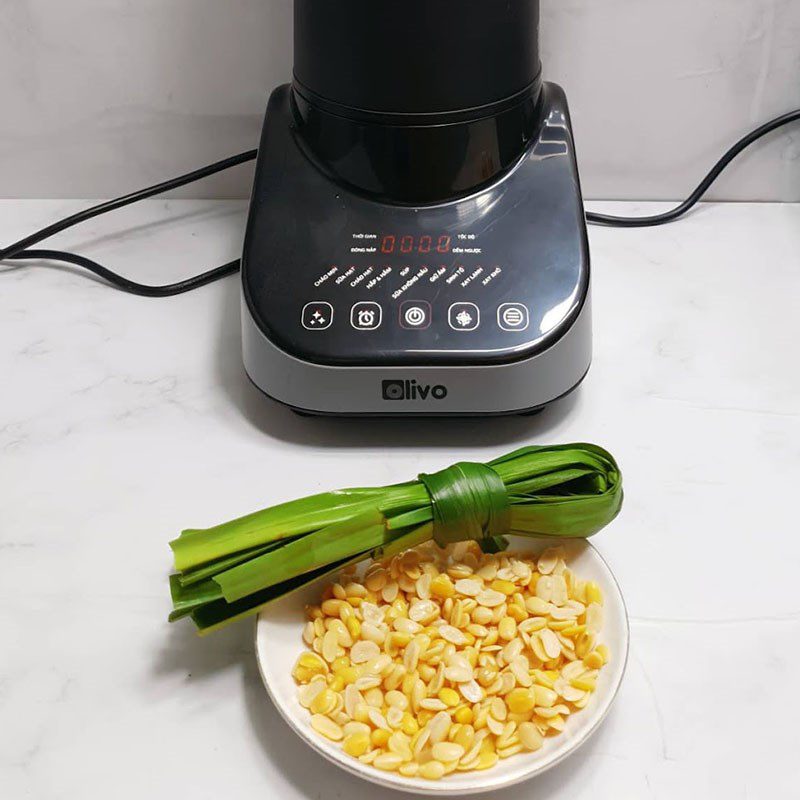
xmin=419 ymin=462 xmax=511 ymax=551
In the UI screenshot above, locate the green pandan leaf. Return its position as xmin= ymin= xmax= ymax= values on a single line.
xmin=168 ymin=444 xmax=622 ymax=634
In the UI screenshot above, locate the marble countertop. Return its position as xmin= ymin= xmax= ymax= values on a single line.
xmin=1 ymin=200 xmax=798 ymax=799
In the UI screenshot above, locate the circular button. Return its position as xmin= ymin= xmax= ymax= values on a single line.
xmin=405 ymin=306 xmax=426 ymax=326
xmin=448 ymin=302 xmax=480 ymax=331
xmin=350 ymin=301 xmax=383 ymax=331
xmin=497 ymin=303 xmax=529 ymax=332
xmin=399 ymin=301 xmax=432 ymax=330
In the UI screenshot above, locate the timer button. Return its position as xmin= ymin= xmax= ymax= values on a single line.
xmin=351 ymin=301 xmax=383 ymax=331
xmin=448 ymin=302 xmax=480 ymax=332
xmin=400 ymin=301 xmax=432 ymax=330
xmin=302 ymin=302 xmax=334 ymax=330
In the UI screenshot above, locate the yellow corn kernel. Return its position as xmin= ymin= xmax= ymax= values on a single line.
xmin=309 ymin=687 xmax=337 ymax=715
xmin=293 ymin=653 xmax=327 ymax=683
xmin=571 ymin=677 xmax=596 ymax=692
xmin=371 ymin=728 xmax=390 ymax=747
xmin=507 ymin=603 xmax=528 ymax=622
xmin=473 ymin=706 xmax=490 ymax=730
xmin=347 ymin=596 xmax=363 ymax=607
xmin=497 ymin=742 xmax=523 ymax=759
xmin=596 ymin=644 xmax=610 ymax=664
xmin=473 ymin=750 xmax=498 ymax=770
xmin=583 ymin=651 xmax=604 ymax=670
xmin=305 ymin=605 xmax=322 ymax=620
xmin=419 ymin=760 xmax=446 ymax=780
xmin=430 ymin=575 xmax=455 ymax=599
xmin=321 ymin=599 xmax=345 ymax=616
xmin=575 ymin=632 xmax=594 ymax=659
xmin=561 ymin=624 xmax=586 ymax=638
xmin=545 ymin=714 xmax=566 ymax=732
xmin=390 ymin=632 xmax=411 ymax=648
xmin=453 ymin=723 xmax=475 ymax=751
xmin=354 ymin=703 xmax=371 ymax=724
xmin=454 ymin=706 xmax=474 ymax=725
xmin=531 ymin=669 xmax=553 ymax=689
xmin=345 ymin=617 xmax=361 ymax=639
xmin=491 ymin=579 xmax=517 ymax=596
xmin=340 ymin=666 xmax=359 ymax=685
xmin=342 ymin=733 xmax=370 ymax=757
xmin=331 ymin=656 xmax=349 ymax=672
xmin=399 ymin=762 xmax=419 ymax=778
xmin=498 ymin=617 xmax=517 ymax=641
xmin=585 ymin=582 xmax=604 ymax=605
xmin=438 ymin=688 xmax=460 ymax=708
xmin=292 ymin=667 xmax=312 ymax=684
xmin=328 ymin=675 xmax=345 ymax=692
xmin=417 ymin=710 xmax=434 ymax=727
xmin=310 ymin=714 xmax=343 ymax=741
xmin=527 ymin=572 xmax=540 ymax=592
xmin=297 ymin=652 xmax=327 ymax=670
xmin=392 ymin=597 xmax=408 ymax=617
xmin=519 ymin=720 xmax=544 ymax=751
xmin=400 ymin=713 xmax=419 ymax=736
xmin=506 ymin=688 xmax=536 ymax=714
xmin=533 ymin=685 xmax=558 ymax=708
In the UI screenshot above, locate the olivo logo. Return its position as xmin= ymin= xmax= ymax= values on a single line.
xmin=382 ymin=380 xmax=448 ymax=402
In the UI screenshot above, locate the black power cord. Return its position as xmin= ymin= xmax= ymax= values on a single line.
xmin=1 ymin=110 xmax=798 ymax=296
xmin=0 ymin=150 xmax=257 ymax=297
xmin=585 ymin=108 xmax=800 ymax=227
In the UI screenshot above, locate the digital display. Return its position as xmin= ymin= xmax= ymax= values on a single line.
xmin=380 ymin=234 xmax=452 ymax=255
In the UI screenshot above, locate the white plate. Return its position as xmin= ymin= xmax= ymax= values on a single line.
xmin=255 ymin=536 xmax=629 ymax=795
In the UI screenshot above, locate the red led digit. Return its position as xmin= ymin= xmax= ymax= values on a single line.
xmin=418 ymin=235 xmax=432 ymax=254
xmin=400 ymin=235 xmax=414 ymax=254
xmin=437 ymin=235 xmax=452 ymax=253
xmin=381 ymin=235 xmax=396 ymax=254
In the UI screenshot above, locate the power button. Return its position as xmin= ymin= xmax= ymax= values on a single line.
xmin=399 ymin=301 xmax=432 ymax=330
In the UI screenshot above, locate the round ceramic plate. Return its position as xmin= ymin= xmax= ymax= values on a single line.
xmin=255 ymin=536 xmax=629 ymax=795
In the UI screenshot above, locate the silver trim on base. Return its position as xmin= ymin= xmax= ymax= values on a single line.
xmin=242 ymin=292 xmax=592 ymax=416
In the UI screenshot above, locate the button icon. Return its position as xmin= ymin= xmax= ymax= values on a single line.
xmin=351 ymin=301 xmax=383 ymax=331
xmin=400 ymin=301 xmax=432 ymax=330
xmin=449 ymin=302 xmax=480 ymax=331
xmin=302 ymin=302 xmax=333 ymax=330
xmin=498 ymin=303 xmax=530 ymax=332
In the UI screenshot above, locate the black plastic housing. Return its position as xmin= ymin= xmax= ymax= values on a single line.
xmin=242 ymin=83 xmax=589 ymax=368
xmin=292 ymin=0 xmax=543 ymax=203
xmin=294 ymin=0 xmax=541 ymax=120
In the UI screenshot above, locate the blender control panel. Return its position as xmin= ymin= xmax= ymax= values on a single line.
xmin=306 ymin=231 xmax=517 ymax=336
xmin=242 ymin=86 xmax=589 ymax=367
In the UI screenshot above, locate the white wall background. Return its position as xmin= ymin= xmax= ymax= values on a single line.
xmin=0 ymin=0 xmax=798 ymax=201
